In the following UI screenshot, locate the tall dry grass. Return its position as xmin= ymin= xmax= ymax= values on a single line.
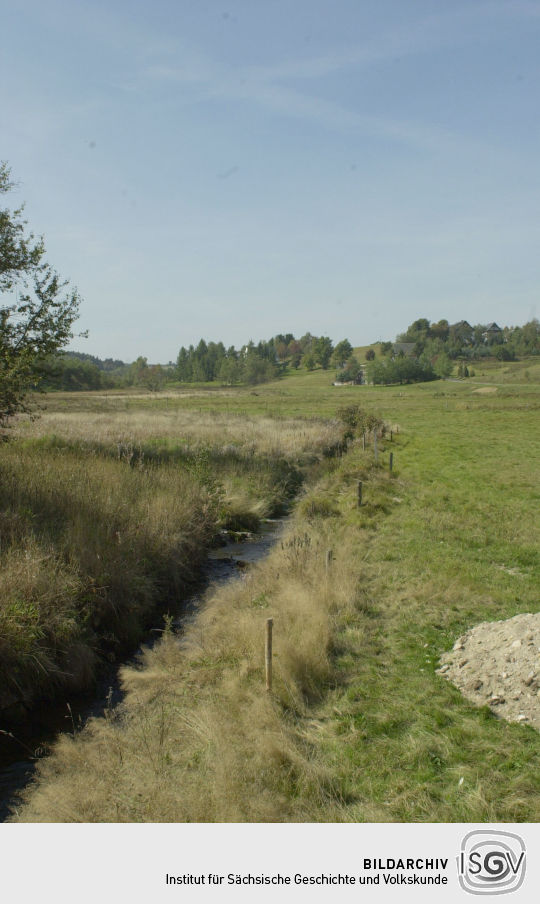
xmin=15 ymin=407 xmax=342 ymax=461
xmin=0 ymin=443 xmax=216 ymax=711
xmin=12 ymin=507 xmax=364 ymax=822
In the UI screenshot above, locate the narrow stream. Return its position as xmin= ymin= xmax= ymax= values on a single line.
xmin=0 ymin=517 xmax=287 ymax=821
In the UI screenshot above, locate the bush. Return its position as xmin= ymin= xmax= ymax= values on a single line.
xmin=367 ymin=357 xmax=436 ymax=385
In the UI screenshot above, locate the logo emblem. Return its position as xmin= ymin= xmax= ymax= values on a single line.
xmin=458 ymin=830 xmax=526 ymax=895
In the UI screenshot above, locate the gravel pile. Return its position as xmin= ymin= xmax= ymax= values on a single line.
xmin=437 ymin=612 xmax=540 ymax=729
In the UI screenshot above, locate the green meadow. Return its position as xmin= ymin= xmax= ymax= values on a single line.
xmin=6 ymin=359 xmax=540 ymax=821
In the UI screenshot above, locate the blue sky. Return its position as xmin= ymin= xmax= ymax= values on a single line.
xmin=2 ymin=0 xmax=539 ymax=361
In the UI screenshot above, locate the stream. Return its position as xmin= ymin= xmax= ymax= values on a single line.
xmin=0 ymin=517 xmax=287 ymax=821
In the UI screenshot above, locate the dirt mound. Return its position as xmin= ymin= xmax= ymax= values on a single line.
xmin=472 ymin=386 xmax=497 ymax=394
xmin=437 ymin=613 xmax=540 ymax=729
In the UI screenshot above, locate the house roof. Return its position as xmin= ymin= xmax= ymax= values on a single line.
xmin=484 ymin=322 xmax=502 ymax=331
xmin=450 ymin=320 xmax=473 ymax=331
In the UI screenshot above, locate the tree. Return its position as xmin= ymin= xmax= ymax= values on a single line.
xmin=140 ymin=364 xmax=166 ymax=392
xmin=336 ymin=355 xmax=361 ymax=382
xmin=365 ymin=348 xmax=375 ymax=361
xmin=331 ymin=338 xmax=353 ymax=368
xmin=0 ymin=163 xmax=81 ymax=428
xmin=128 ymin=355 xmax=148 ymax=385
xmin=433 ymin=351 xmax=453 ymax=378
xmin=313 ymin=335 xmax=334 ymax=369
xmin=287 ymin=340 xmax=302 ymax=369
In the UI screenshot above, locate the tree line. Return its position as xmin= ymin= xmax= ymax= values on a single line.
xmin=362 ymin=316 xmax=540 ymax=385
xmin=396 ymin=317 xmax=540 ymax=361
xmin=174 ymin=333 xmax=352 ymax=385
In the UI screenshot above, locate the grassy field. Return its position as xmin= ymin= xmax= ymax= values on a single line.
xmin=1 ymin=403 xmax=344 ymax=715
xmin=7 ymin=360 xmax=540 ymax=821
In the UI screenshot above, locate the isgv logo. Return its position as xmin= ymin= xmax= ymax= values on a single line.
xmin=458 ymin=830 xmax=526 ymax=895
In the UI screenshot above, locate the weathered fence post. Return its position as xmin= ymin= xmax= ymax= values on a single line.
xmin=358 ymin=480 xmax=363 ymax=507
xmin=362 ymin=432 xmax=366 ymax=451
xmin=265 ymin=618 xmax=273 ymax=693
xmin=325 ymin=548 xmax=333 ymax=574
xmin=390 ymin=430 xmax=393 ymax=442
xmin=373 ymin=431 xmax=378 ymax=463
xmin=389 ymin=452 xmax=394 ymax=472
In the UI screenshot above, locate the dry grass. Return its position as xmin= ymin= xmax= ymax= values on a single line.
xmin=0 ymin=443 xmax=216 ymax=709
xmin=8 ymin=367 xmax=540 ymax=823
xmin=12 ymin=510 xmax=363 ymax=822
xmin=1 ymin=399 xmax=343 ymax=717
xmin=15 ymin=406 xmax=341 ymax=461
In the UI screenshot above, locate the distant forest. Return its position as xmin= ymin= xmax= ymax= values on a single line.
xmin=34 ymin=318 xmax=540 ymax=391
xmin=35 ymin=333 xmax=352 ymax=391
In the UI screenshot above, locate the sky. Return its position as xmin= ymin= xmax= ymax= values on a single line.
xmin=2 ymin=0 xmax=539 ymax=362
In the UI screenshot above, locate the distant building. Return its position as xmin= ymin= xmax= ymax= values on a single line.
xmin=449 ymin=320 xmax=474 ymax=345
xmin=482 ymin=322 xmax=503 ymax=342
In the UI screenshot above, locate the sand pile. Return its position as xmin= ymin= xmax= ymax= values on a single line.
xmin=438 ymin=612 xmax=540 ymax=729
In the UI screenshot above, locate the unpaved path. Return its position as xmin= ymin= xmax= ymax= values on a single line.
xmin=438 ymin=613 xmax=540 ymax=729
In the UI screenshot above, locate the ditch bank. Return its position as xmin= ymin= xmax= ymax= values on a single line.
xmin=0 ymin=518 xmax=288 ymax=821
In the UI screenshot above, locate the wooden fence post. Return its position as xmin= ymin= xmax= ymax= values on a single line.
xmin=362 ymin=432 xmax=366 ymax=451
xmin=358 ymin=480 xmax=363 ymax=507
xmin=373 ymin=431 xmax=378 ymax=463
xmin=325 ymin=548 xmax=333 ymax=573
xmin=389 ymin=452 xmax=394 ymax=472
xmin=265 ymin=618 xmax=273 ymax=693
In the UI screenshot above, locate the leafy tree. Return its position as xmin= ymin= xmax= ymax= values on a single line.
xmin=430 ymin=319 xmax=449 ymax=341
xmin=313 ymin=335 xmax=334 ymax=369
xmin=176 ymin=346 xmax=192 ymax=382
xmin=336 ymin=355 xmax=361 ymax=382
xmin=0 ymin=163 xmax=81 ymax=428
xmin=494 ymin=345 xmax=515 ymax=361
xmin=35 ymin=353 xmax=107 ymax=391
xmin=433 ymin=351 xmax=453 ymax=378
xmin=303 ymin=352 xmax=316 ymax=371
xmin=139 ymin=364 xmax=166 ymax=391
xmin=365 ymin=348 xmax=375 ymax=361
xmin=244 ymin=351 xmax=277 ymax=385
xmin=218 ymin=355 xmax=242 ymax=384
xmin=299 ymin=332 xmax=315 ymax=352
xmin=368 ymin=357 xmax=436 ymax=385
xmin=287 ymin=339 xmax=302 ymax=368
xmin=129 ymin=356 xmax=148 ymax=385
xmin=331 ymin=338 xmax=353 ymax=368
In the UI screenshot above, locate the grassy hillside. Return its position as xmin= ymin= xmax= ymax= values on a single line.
xmin=8 ymin=363 xmax=540 ymax=821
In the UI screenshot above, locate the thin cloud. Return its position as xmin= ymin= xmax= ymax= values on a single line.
xmin=140 ymin=0 xmax=539 ymax=158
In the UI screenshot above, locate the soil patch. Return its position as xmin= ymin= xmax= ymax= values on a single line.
xmin=472 ymin=386 xmax=497 ymax=394
xmin=438 ymin=613 xmax=540 ymax=729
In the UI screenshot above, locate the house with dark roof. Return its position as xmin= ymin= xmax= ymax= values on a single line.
xmin=449 ymin=320 xmax=474 ymax=344
xmin=482 ymin=322 xmax=503 ymax=343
